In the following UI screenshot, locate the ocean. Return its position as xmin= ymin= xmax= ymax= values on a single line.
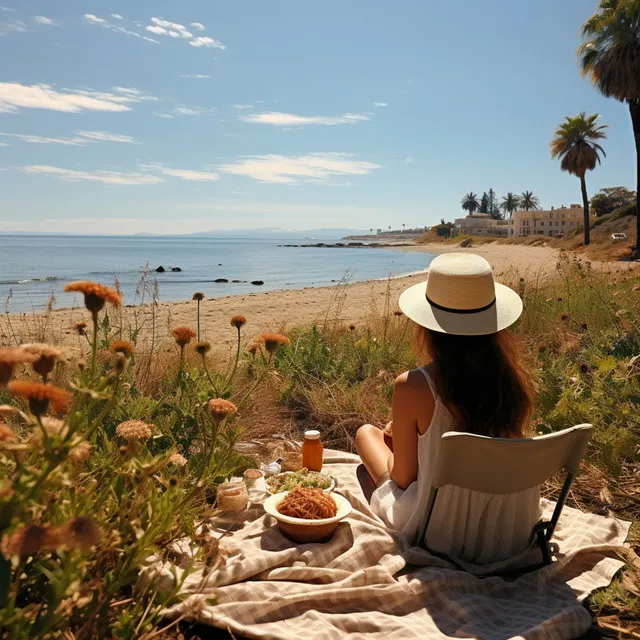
xmin=0 ymin=235 xmax=434 ymax=313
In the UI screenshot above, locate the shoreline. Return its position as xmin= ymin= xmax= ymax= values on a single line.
xmin=2 ymin=243 xmax=637 ymax=354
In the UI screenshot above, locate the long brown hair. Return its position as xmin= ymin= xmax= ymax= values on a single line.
xmin=416 ymin=327 xmax=534 ymax=438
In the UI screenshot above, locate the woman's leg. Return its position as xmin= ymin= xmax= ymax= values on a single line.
xmin=355 ymin=424 xmax=393 ymax=484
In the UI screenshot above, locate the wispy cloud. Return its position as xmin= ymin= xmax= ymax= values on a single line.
xmin=0 ymin=83 xmax=155 ymax=114
xmin=111 ymin=14 xmax=123 ymax=20
xmin=373 ymin=102 xmax=387 ymax=107
xmin=181 ymin=74 xmax=210 ymax=79
xmin=153 ymin=105 xmax=213 ymax=118
xmin=0 ymin=17 xmax=27 ymax=34
xmin=239 ymin=111 xmax=370 ymax=126
xmin=0 ymin=141 xmax=9 ymax=146
xmin=1 ymin=129 xmax=137 ymax=146
xmin=158 ymin=167 xmax=218 ymax=181
xmin=144 ymin=17 xmax=224 ymax=49
xmin=34 ymin=16 xmax=57 ymax=26
xmin=231 ymin=104 xmax=254 ymax=110
xmin=0 ymin=7 xmax=17 ymax=12
xmin=219 ymin=152 xmax=381 ymax=184
xmin=152 ymin=112 xmax=173 ymax=119
xmin=84 ymin=13 xmax=159 ymax=44
xmin=22 ymin=165 xmax=162 ymax=185
xmin=401 ymin=155 xmax=414 ymax=164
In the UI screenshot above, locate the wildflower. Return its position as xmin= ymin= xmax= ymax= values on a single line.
xmin=615 ymin=309 xmax=628 ymax=317
xmin=537 ymin=343 xmax=547 ymax=354
xmin=560 ymin=313 xmax=569 ymax=321
xmin=192 ymin=292 xmax=205 ymax=301
xmin=230 ymin=315 xmax=246 ymax=329
xmin=207 ymin=398 xmax=237 ymax=423
xmin=68 ymin=440 xmax=92 ymax=463
xmin=0 ymin=422 xmax=16 ymax=443
xmin=115 ymin=419 xmax=152 ymax=442
xmin=260 ymin=333 xmax=291 ymax=354
xmin=22 ymin=343 xmax=63 ymax=379
xmin=188 ymin=442 xmax=203 ymax=455
xmin=110 ymin=340 xmax=135 ymax=357
xmin=8 ymin=381 xmax=71 ymax=417
xmin=168 ymin=453 xmax=188 ymax=467
xmin=349 ymin=324 xmax=356 ymax=331
xmin=112 ymin=353 xmax=128 ymax=375
xmin=557 ymin=297 xmax=563 ymax=302
xmin=1 ymin=525 xmax=47 ymax=557
xmin=195 ymin=340 xmax=211 ymax=356
xmin=172 ymin=326 xmax=196 ymax=347
xmin=64 ymin=281 xmax=121 ymax=314
xmin=579 ymin=363 xmax=590 ymax=375
xmin=247 ymin=342 xmax=259 ymax=356
xmin=59 ymin=516 xmax=102 ymax=551
xmin=0 ymin=347 xmax=36 ymax=386
xmin=74 ymin=321 xmax=87 ymax=336
xmin=581 ymin=323 xmax=588 ymax=330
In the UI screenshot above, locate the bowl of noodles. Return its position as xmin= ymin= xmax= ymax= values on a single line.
xmin=264 ymin=486 xmax=352 ymax=543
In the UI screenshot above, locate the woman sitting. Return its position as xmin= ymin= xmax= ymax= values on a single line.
xmin=356 ymin=253 xmax=540 ymax=565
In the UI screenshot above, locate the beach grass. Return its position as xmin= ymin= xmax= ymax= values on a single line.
xmin=0 ymin=252 xmax=638 ymax=637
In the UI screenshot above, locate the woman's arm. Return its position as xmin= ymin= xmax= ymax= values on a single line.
xmin=388 ymin=370 xmax=435 ymax=489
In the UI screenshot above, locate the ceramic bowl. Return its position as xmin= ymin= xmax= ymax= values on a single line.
xmin=263 ymin=491 xmax=352 ymax=543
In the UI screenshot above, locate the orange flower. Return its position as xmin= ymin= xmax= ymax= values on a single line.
xmin=230 ymin=315 xmax=247 ymax=329
xmin=7 ymin=381 xmax=71 ymax=417
xmin=22 ymin=343 xmax=63 ymax=379
xmin=192 ymin=292 xmax=205 ymax=301
xmin=195 ymin=340 xmax=211 ymax=356
xmin=207 ymin=398 xmax=237 ymax=423
xmin=110 ymin=340 xmax=135 ymax=357
xmin=0 ymin=347 xmax=36 ymax=386
xmin=260 ymin=333 xmax=291 ymax=354
xmin=64 ymin=281 xmax=121 ymax=314
xmin=172 ymin=326 xmax=196 ymax=347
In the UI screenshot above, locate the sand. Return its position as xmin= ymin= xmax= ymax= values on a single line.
xmin=2 ymin=242 xmax=636 ymax=356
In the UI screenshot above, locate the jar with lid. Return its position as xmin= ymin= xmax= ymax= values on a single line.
xmin=302 ymin=430 xmax=323 ymax=472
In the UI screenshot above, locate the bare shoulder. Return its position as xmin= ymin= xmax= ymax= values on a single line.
xmin=395 ymin=368 xmax=434 ymax=398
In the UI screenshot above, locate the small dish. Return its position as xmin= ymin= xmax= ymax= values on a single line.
xmin=264 ymin=491 xmax=352 ymax=543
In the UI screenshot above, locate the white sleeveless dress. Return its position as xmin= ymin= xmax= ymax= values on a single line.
xmin=370 ymin=366 xmax=541 ymax=565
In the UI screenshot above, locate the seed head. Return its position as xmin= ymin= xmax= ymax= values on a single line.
xmin=1 ymin=525 xmax=47 ymax=557
xmin=349 ymin=324 xmax=356 ymax=331
xmin=207 ymin=398 xmax=237 ymax=423
xmin=7 ymin=381 xmax=71 ymax=417
xmin=192 ymin=292 xmax=205 ymax=301
xmin=110 ymin=340 xmax=135 ymax=357
xmin=59 ymin=517 xmax=102 ymax=551
xmin=0 ymin=347 xmax=36 ymax=386
xmin=247 ymin=342 xmax=259 ymax=356
xmin=168 ymin=453 xmax=188 ymax=467
xmin=230 ymin=315 xmax=246 ymax=329
xmin=172 ymin=326 xmax=196 ymax=347
xmin=22 ymin=343 xmax=63 ymax=379
xmin=560 ymin=313 xmax=569 ymax=321
xmin=195 ymin=340 xmax=211 ymax=356
xmin=115 ymin=419 xmax=152 ymax=442
xmin=74 ymin=321 xmax=87 ymax=336
xmin=68 ymin=440 xmax=92 ymax=463
xmin=64 ymin=281 xmax=121 ymax=314
xmin=260 ymin=333 xmax=291 ymax=354
xmin=112 ymin=353 xmax=128 ymax=374
xmin=581 ymin=323 xmax=588 ymax=331
xmin=579 ymin=363 xmax=590 ymax=374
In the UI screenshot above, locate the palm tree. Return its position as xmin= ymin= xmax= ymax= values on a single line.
xmin=500 ymin=193 xmax=521 ymax=218
xmin=579 ymin=0 xmax=640 ymax=250
xmin=461 ymin=192 xmax=479 ymax=215
xmin=550 ymin=112 xmax=607 ymax=246
xmin=520 ymin=191 xmax=541 ymax=211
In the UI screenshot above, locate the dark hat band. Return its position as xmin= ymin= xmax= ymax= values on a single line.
xmin=426 ymin=295 xmax=496 ymax=315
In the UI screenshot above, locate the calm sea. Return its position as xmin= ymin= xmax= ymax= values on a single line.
xmin=0 ymin=235 xmax=434 ymax=313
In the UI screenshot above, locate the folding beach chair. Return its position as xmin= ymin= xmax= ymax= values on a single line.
xmin=415 ymin=423 xmax=594 ymax=566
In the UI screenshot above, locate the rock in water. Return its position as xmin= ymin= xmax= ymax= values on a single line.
xmin=214 ymin=278 xmax=229 ymax=283
xmin=171 ymin=267 xmax=182 ymax=272
xmin=251 ymin=280 xmax=264 ymax=286
xmin=155 ymin=266 xmax=165 ymax=273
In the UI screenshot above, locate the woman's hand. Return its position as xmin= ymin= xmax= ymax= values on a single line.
xmin=383 ymin=421 xmax=393 ymax=438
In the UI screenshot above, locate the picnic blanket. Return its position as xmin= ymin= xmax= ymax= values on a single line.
xmin=142 ymin=450 xmax=632 ymax=640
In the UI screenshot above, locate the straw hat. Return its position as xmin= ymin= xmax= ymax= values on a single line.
xmin=399 ymin=253 xmax=522 ymax=336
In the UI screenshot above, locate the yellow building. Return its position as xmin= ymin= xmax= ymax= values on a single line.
xmin=512 ymin=204 xmax=585 ymax=238
xmin=453 ymin=213 xmax=514 ymax=237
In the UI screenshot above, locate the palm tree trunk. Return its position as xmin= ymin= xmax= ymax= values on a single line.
xmin=629 ymin=100 xmax=640 ymax=252
xmin=580 ymin=175 xmax=590 ymax=246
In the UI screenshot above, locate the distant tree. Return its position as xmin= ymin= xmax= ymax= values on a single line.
xmin=500 ymin=193 xmax=520 ymax=218
xmin=461 ymin=192 xmax=479 ymax=215
xmin=440 ymin=218 xmax=445 ymax=225
xmin=479 ymin=192 xmax=489 ymax=213
xmin=435 ymin=222 xmax=454 ymax=237
xmin=487 ymin=188 xmax=501 ymax=218
xmin=402 ymin=223 xmax=406 ymax=233
xmin=590 ymin=186 xmax=636 ymax=217
xmin=520 ymin=191 xmax=541 ymax=211
xmin=579 ymin=0 xmax=640 ymax=249
xmin=550 ymin=112 xmax=607 ymax=246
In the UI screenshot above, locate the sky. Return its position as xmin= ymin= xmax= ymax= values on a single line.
xmin=0 ymin=0 xmax=636 ymax=235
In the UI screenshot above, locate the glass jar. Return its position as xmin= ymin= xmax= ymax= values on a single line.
xmin=302 ymin=430 xmax=323 ymax=472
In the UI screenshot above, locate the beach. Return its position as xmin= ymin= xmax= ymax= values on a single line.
xmin=3 ymin=242 xmax=636 ymax=356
